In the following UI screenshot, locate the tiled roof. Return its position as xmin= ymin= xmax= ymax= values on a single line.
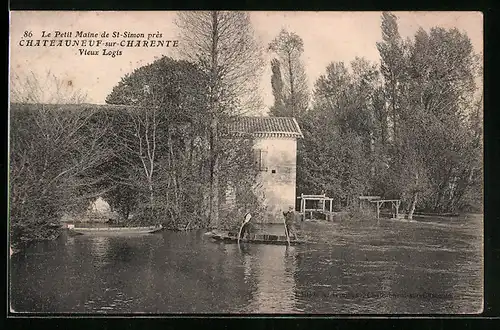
xmin=10 ymin=104 xmax=304 ymax=139
xmin=227 ymin=116 xmax=303 ymax=138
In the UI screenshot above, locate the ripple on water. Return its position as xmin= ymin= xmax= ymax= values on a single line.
xmin=318 ymin=258 xmax=340 ymax=265
xmin=310 ymin=284 xmax=333 ymax=288
xmin=358 ymin=243 xmax=472 ymax=253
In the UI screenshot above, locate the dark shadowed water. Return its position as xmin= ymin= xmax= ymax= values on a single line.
xmin=9 ymin=214 xmax=483 ymax=314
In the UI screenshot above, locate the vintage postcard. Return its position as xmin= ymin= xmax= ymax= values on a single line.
xmin=8 ymin=11 xmax=483 ymax=314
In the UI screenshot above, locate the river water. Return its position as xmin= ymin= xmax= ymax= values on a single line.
xmin=9 ymin=214 xmax=483 ymax=314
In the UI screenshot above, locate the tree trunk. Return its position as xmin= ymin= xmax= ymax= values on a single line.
xmin=370 ymin=131 xmax=375 ymax=177
xmin=209 ymin=11 xmax=220 ymax=229
xmin=148 ymin=182 xmax=154 ymax=211
xmin=287 ymin=51 xmax=295 ymax=117
xmin=124 ymin=203 xmax=129 ymax=221
xmin=407 ymin=191 xmax=418 ymax=220
xmin=391 ymin=79 xmax=397 ymax=143
xmin=407 ymin=170 xmax=420 ymax=220
xmin=448 ymin=168 xmax=475 ymax=213
xmin=209 ymin=116 xmax=219 ymax=229
xmin=167 ymin=127 xmax=180 ymax=215
xmin=381 ymin=104 xmax=388 ymax=147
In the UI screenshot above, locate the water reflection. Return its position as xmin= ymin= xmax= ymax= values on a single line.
xmin=242 ymin=245 xmax=298 ymax=313
xmin=242 ymin=247 xmax=253 ymax=281
xmin=89 ymin=236 xmax=110 ymax=262
xmin=9 ymin=215 xmax=483 ymax=314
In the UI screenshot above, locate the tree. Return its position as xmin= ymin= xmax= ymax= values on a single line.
xmin=270 ymin=58 xmax=285 ymax=115
xmin=295 ymin=12 xmax=482 ymax=218
xmin=176 ymin=11 xmax=264 ymax=228
xmin=105 ymin=57 xmax=211 ymax=226
xmin=10 ymin=104 xmax=111 ymax=245
xmin=376 ymin=12 xmax=406 ymax=143
xmin=10 ymin=70 xmax=88 ymax=104
xmin=375 ymin=13 xmax=482 ymax=217
xmin=104 ymin=56 xmax=261 ymax=229
xmin=268 ymin=29 xmax=309 ymax=117
xmin=9 ymin=70 xmax=113 ymax=246
xmin=297 ymin=58 xmax=379 ymax=207
xmin=402 ymin=26 xmax=481 ymax=215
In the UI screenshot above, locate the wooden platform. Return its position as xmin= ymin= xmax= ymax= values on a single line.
xmin=211 ymin=232 xmax=306 ymax=245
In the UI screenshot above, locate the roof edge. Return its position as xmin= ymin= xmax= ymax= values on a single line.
xmin=292 ymin=117 xmax=304 ymax=138
xmin=224 ymin=132 xmax=302 ymax=139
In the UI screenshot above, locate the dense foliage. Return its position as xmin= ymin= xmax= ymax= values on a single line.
xmin=103 ymin=56 xmax=261 ymax=229
xmin=10 ymin=104 xmax=112 ymax=245
xmin=288 ymin=12 xmax=483 ymax=216
xmin=176 ymin=11 xmax=264 ymax=228
xmin=268 ymin=29 xmax=309 ymax=117
xmin=9 ymin=56 xmax=262 ymax=246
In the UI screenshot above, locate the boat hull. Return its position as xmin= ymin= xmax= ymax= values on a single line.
xmin=68 ymin=225 xmax=163 ymax=235
xmin=211 ymin=232 xmax=306 ymax=245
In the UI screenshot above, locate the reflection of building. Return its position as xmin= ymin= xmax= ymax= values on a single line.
xmin=227 ymin=117 xmax=303 ymax=224
xmin=89 ymin=236 xmax=110 ymax=262
xmin=247 ymin=246 xmax=298 ymax=313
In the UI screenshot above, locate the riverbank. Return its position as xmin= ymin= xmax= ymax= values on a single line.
xmin=11 ymin=211 xmax=481 ymax=254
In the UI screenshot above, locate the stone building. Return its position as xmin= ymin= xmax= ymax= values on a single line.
xmin=227 ymin=116 xmax=303 ymax=224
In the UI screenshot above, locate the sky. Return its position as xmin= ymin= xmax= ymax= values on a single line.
xmin=9 ymin=11 xmax=483 ymax=112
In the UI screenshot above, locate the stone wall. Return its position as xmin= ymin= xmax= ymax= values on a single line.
xmin=252 ymin=137 xmax=297 ymax=223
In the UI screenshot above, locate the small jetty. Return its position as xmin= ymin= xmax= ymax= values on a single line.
xmin=68 ymin=224 xmax=163 ymax=236
xmin=210 ymin=231 xmax=307 ymax=246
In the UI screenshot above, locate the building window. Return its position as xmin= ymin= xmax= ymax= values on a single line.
xmin=254 ymin=149 xmax=268 ymax=171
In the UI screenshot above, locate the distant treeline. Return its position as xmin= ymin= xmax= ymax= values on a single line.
xmin=267 ymin=13 xmax=483 ymax=218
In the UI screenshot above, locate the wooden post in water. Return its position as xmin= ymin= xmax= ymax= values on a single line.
xmin=376 ymin=200 xmax=381 ymax=225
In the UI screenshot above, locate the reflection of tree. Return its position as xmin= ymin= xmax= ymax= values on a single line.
xmin=152 ymin=233 xmax=255 ymax=312
xmin=243 ymin=253 xmax=252 ymax=283
xmin=105 ymin=238 xmax=133 ymax=263
xmin=378 ymin=262 xmax=398 ymax=313
xmin=292 ymin=246 xmax=346 ymax=312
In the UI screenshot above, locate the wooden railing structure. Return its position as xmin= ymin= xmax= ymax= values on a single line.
xmin=295 ymin=194 xmax=402 ymax=222
xmin=359 ymin=196 xmax=401 ymax=222
xmin=298 ymin=193 xmax=334 ymax=221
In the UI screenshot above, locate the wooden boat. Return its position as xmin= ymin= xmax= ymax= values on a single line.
xmin=210 ymin=231 xmax=306 ymax=245
xmin=68 ymin=224 xmax=163 ymax=235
